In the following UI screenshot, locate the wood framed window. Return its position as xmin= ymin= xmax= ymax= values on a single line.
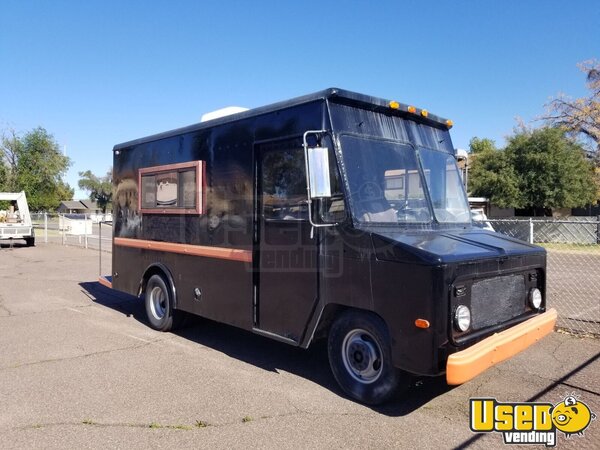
xmin=138 ymin=161 xmax=205 ymax=214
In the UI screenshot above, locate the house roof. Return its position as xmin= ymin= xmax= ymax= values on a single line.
xmin=59 ymin=200 xmax=101 ymax=211
xmin=80 ymin=200 xmax=100 ymax=210
xmin=60 ymin=200 xmax=87 ymax=210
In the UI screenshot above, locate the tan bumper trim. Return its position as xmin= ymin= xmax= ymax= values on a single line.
xmin=446 ymin=308 xmax=557 ymax=385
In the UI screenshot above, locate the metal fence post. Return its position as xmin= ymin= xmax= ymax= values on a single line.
xmin=99 ymin=221 xmax=102 ymax=276
xmin=44 ymin=212 xmax=48 ymax=244
xmin=529 ymin=218 xmax=534 ymax=244
xmin=84 ymin=214 xmax=88 ymax=249
xmin=61 ymin=214 xmax=65 ymax=246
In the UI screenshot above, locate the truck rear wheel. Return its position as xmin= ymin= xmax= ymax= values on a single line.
xmin=144 ymin=274 xmax=184 ymax=332
xmin=328 ymin=310 xmax=401 ymax=405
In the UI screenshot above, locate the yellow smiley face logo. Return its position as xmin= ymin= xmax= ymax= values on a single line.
xmin=551 ymin=396 xmax=595 ymax=437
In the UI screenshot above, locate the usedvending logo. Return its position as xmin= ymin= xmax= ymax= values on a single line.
xmin=470 ymin=394 xmax=596 ymax=446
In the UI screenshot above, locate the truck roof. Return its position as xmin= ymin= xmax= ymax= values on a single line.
xmin=113 ymin=88 xmax=453 ymax=151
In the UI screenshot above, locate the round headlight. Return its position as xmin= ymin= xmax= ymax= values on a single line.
xmin=454 ymin=305 xmax=471 ymax=332
xmin=529 ymin=288 xmax=542 ymax=309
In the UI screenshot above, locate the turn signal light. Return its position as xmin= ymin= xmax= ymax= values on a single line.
xmin=415 ymin=318 xmax=430 ymax=329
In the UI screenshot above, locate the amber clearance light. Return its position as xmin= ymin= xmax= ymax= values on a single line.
xmin=389 ymin=100 xmax=400 ymax=109
xmin=415 ymin=318 xmax=430 ymax=329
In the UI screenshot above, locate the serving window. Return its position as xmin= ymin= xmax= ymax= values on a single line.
xmin=138 ymin=161 xmax=204 ymax=214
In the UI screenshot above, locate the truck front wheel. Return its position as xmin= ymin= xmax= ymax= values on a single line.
xmin=328 ymin=311 xmax=401 ymax=405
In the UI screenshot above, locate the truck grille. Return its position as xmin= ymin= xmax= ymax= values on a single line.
xmin=470 ymin=274 xmax=527 ymax=330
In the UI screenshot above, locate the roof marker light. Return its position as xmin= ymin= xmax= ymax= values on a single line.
xmin=421 ymin=109 xmax=429 ymax=118
xmin=407 ymin=106 xmax=417 ymax=113
xmin=389 ymin=101 xmax=400 ymax=109
xmin=446 ymin=119 xmax=454 ymax=128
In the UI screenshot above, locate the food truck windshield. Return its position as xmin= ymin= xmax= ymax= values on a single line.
xmin=339 ymin=135 xmax=471 ymax=225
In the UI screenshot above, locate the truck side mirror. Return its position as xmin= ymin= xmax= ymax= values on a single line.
xmin=307 ymin=146 xmax=332 ymax=199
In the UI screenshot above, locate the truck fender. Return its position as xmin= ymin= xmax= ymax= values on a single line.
xmin=300 ymin=303 xmax=390 ymax=350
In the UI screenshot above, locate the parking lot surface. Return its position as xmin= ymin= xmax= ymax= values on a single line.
xmin=0 ymin=243 xmax=598 ymax=449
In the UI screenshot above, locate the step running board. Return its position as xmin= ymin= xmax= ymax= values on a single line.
xmin=252 ymin=328 xmax=299 ymax=346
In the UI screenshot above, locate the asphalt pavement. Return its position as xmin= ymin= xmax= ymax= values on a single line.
xmin=0 ymin=243 xmax=598 ymax=449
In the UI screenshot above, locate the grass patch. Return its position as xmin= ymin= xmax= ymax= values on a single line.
xmin=195 ymin=420 xmax=209 ymax=428
xmin=242 ymin=415 xmax=253 ymax=423
xmin=148 ymin=421 xmax=197 ymax=430
xmin=167 ymin=424 xmax=193 ymax=430
xmin=82 ymin=419 xmax=96 ymax=425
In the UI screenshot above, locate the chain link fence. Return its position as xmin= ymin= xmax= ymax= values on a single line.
xmin=29 ymin=212 xmax=113 ymax=252
xmin=488 ymin=217 xmax=600 ymax=337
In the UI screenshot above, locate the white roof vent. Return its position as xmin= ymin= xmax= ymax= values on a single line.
xmin=201 ymin=106 xmax=249 ymax=123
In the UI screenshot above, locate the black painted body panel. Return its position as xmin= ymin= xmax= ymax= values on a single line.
xmin=113 ymin=100 xmax=325 ymax=333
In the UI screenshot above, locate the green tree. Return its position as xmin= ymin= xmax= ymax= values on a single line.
xmin=468 ymin=138 xmax=522 ymax=208
xmin=506 ymin=127 xmax=596 ymax=213
xmin=0 ymin=159 xmax=7 ymax=191
xmin=469 ymin=137 xmax=497 ymax=154
xmin=1 ymin=127 xmax=73 ymax=210
xmin=469 ymin=128 xmax=596 ymax=214
xmin=78 ymin=169 xmax=113 ymax=213
xmin=0 ymin=129 xmax=23 ymax=191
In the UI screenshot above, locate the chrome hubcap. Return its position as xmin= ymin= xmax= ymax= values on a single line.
xmin=341 ymin=329 xmax=383 ymax=384
xmin=149 ymin=286 xmax=167 ymax=320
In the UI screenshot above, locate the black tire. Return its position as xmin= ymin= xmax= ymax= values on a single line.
xmin=25 ymin=229 xmax=35 ymax=247
xmin=328 ymin=310 xmax=401 ymax=405
xmin=144 ymin=274 xmax=184 ymax=332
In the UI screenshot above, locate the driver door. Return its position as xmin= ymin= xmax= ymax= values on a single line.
xmin=256 ymin=139 xmax=318 ymax=343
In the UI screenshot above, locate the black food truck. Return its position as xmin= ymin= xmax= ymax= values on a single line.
xmin=101 ymin=88 xmax=557 ymax=404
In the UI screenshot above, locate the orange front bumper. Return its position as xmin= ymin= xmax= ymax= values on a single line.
xmin=446 ymin=308 xmax=557 ymax=385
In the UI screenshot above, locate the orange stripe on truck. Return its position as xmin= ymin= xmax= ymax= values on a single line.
xmin=114 ymin=237 xmax=253 ymax=263
xmin=446 ymin=308 xmax=557 ymax=385
xmin=98 ymin=276 xmax=113 ymax=289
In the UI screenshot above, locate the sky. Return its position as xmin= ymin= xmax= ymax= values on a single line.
xmin=1 ymin=0 xmax=599 ymax=199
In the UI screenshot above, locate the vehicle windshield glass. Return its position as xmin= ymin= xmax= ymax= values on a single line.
xmin=339 ymin=135 xmax=470 ymax=224
xmin=340 ymin=136 xmax=431 ymax=224
xmin=418 ymin=148 xmax=471 ymax=223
